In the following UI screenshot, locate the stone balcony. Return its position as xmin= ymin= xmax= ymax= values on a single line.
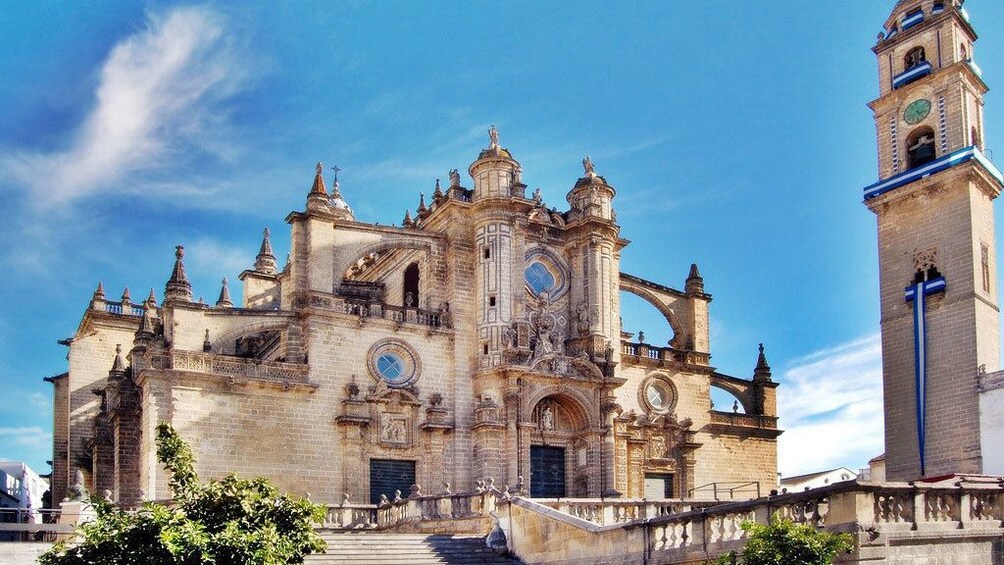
xmin=620 ymin=340 xmax=710 ymax=368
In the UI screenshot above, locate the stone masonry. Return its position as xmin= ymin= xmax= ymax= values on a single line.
xmin=48 ymin=129 xmax=780 ymax=507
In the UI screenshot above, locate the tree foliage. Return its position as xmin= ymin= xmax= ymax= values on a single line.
xmin=40 ymin=423 xmax=326 ymax=565
xmin=714 ymin=516 xmax=853 ymax=565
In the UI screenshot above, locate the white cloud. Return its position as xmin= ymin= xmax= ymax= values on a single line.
xmin=777 ymin=333 xmax=884 ymax=477
xmin=4 ymin=6 xmax=246 ymax=207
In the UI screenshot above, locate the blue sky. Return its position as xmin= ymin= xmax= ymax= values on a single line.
xmin=1 ymin=1 xmax=1003 ymax=479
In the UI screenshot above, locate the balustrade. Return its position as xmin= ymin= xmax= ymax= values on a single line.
xmin=170 ymin=351 xmax=309 ymax=384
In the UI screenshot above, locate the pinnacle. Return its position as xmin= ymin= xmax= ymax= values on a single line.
xmin=164 ymin=245 xmax=193 ymax=302
xmin=110 ymin=344 xmax=126 ymax=374
xmin=255 ymin=227 xmax=278 ymax=274
xmin=310 ymin=162 xmax=328 ymax=196
xmin=754 ymin=342 xmax=772 ymax=381
xmin=216 ymin=277 xmax=234 ymax=308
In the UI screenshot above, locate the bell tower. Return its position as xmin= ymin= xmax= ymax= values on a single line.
xmin=865 ymin=0 xmax=1004 ymax=480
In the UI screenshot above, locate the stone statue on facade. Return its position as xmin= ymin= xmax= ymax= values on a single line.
xmin=489 ymin=125 xmax=499 ymax=148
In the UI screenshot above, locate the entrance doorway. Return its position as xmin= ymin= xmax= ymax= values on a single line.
xmin=530 ymin=446 xmax=566 ymax=497
xmin=644 ymin=473 xmax=675 ymax=499
xmin=369 ymin=459 xmax=415 ymax=504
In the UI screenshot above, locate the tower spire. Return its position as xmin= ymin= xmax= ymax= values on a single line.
xmin=254 ymin=228 xmax=277 ymax=274
xmin=164 ymin=245 xmax=193 ymax=302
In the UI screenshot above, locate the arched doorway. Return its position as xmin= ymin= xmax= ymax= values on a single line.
xmin=527 ymin=394 xmax=591 ymax=498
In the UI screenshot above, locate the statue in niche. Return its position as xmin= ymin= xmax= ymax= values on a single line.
xmin=541 ymin=405 xmax=554 ymax=430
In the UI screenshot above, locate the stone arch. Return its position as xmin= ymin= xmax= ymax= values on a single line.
xmin=334 ymin=236 xmax=439 ymax=291
xmin=619 ymin=275 xmax=685 ymax=348
xmin=523 ymin=385 xmax=597 ymax=430
xmin=207 ymin=319 xmax=295 ymax=357
xmin=709 ymin=374 xmax=755 ymax=414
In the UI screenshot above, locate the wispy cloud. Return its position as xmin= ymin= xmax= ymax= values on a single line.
xmin=3 ymin=6 xmax=247 ymax=207
xmin=778 ymin=334 xmax=884 ymax=477
xmin=186 ymin=238 xmax=253 ymax=280
xmin=0 ymin=427 xmax=52 ymax=449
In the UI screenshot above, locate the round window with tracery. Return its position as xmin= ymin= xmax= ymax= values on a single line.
xmin=640 ymin=375 xmax=677 ymax=414
xmin=523 ymin=249 xmax=568 ymax=300
xmin=367 ymin=340 xmax=420 ymax=386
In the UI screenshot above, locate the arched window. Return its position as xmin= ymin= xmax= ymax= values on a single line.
xmin=906 ymin=126 xmax=936 ymax=169
xmin=403 ymin=262 xmax=419 ymax=307
xmin=905 ymin=46 xmax=926 ymax=70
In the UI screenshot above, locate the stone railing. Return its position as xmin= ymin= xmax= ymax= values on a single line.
xmin=620 ymin=340 xmax=710 ymax=366
xmin=498 ymin=478 xmax=1004 ymax=564
xmin=170 ymin=351 xmax=310 ymax=384
xmin=104 ymin=301 xmax=144 ymax=316
xmin=708 ymin=411 xmax=778 ymax=430
xmin=304 ymin=292 xmax=452 ymax=330
xmin=535 ymin=499 xmax=722 ymax=526
xmin=323 ymin=484 xmax=503 ymax=531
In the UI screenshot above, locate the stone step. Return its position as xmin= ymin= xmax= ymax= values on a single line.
xmin=308 ymin=533 xmax=519 ymax=564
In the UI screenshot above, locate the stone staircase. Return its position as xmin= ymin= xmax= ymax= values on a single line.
xmin=307 ymin=532 xmax=521 ymax=564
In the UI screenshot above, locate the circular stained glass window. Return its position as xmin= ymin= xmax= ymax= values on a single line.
xmin=376 ymin=353 xmax=405 ymax=381
xmin=523 ymin=249 xmax=568 ymax=300
xmin=367 ymin=340 xmax=420 ymax=386
xmin=642 ymin=377 xmax=677 ymax=414
xmin=525 ymin=262 xmax=556 ymax=295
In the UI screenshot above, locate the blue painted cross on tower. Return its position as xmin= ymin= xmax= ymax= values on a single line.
xmin=904 ymin=275 xmax=946 ymax=476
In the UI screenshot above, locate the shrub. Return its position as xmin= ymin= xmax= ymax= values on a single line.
xmin=40 ymin=423 xmax=326 ymax=565
xmin=714 ymin=516 xmax=853 ymax=565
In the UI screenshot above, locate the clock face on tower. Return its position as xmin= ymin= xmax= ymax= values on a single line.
xmin=904 ymin=98 xmax=932 ymax=125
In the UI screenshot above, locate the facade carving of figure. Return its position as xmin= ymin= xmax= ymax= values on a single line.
xmin=532 ymin=188 xmax=542 ymax=202
xmin=583 ymin=155 xmax=595 ymax=176
xmin=502 ymin=324 xmax=517 ymax=348
xmin=576 ymin=302 xmax=590 ymax=334
xmin=541 ymin=405 xmax=554 ymax=430
xmin=382 ymin=417 xmax=405 ymax=442
xmin=449 ymin=168 xmax=461 ymax=187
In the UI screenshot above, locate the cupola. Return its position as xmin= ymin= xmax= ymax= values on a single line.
xmin=468 ymin=126 xmax=523 ymax=200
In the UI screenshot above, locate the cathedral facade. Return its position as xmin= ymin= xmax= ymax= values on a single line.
xmin=48 ymin=130 xmax=779 ymax=506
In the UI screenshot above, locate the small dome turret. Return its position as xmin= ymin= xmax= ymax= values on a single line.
xmin=468 ymin=125 xmax=522 ymax=200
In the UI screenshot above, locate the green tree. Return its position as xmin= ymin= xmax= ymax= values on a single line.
xmin=40 ymin=423 xmax=326 ymax=565
xmin=714 ymin=516 xmax=853 ymax=565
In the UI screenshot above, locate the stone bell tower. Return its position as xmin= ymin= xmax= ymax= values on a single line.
xmin=864 ymin=0 xmax=1003 ymax=480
